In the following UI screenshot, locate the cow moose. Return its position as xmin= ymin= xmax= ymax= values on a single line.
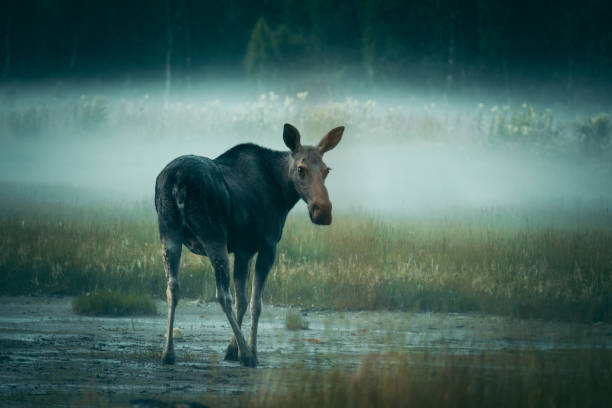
xmin=154 ymin=123 xmax=344 ymax=367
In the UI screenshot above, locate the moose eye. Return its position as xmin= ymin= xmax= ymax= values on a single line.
xmin=297 ymin=166 xmax=306 ymax=177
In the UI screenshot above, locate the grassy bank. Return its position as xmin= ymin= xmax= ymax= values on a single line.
xmin=1 ymin=198 xmax=611 ymax=323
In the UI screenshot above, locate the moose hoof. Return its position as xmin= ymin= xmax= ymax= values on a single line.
xmin=224 ymin=344 xmax=239 ymax=361
xmin=161 ymin=350 xmax=175 ymax=365
xmin=239 ymin=351 xmax=257 ymax=368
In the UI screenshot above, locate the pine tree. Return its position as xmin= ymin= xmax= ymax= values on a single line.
xmin=244 ymin=17 xmax=278 ymax=75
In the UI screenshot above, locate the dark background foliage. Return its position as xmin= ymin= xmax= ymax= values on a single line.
xmin=2 ymin=0 xmax=611 ymax=89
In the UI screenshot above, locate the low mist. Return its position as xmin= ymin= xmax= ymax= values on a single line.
xmin=1 ymin=78 xmax=611 ymax=217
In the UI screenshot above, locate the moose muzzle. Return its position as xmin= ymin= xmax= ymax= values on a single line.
xmin=308 ymin=200 xmax=332 ymax=225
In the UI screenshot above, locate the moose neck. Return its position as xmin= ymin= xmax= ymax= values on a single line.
xmin=267 ymin=151 xmax=300 ymax=213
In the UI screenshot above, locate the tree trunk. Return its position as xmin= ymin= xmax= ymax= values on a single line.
xmin=445 ymin=11 xmax=456 ymax=101
xmin=164 ymin=0 xmax=173 ymax=108
xmin=184 ymin=3 xmax=191 ymax=90
xmin=502 ymin=54 xmax=510 ymax=102
xmin=2 ymin=7 xmax=11 ymax=79
xmin=69 ymin=35 xmax=79 ymax=71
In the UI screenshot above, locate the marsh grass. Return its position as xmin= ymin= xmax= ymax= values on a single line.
xmin=1 ymin=191 xmax=611 ymax=323
xmin=0 ymin=192 xmax=214 ymax=299
xmin=269 ymin=209 xmax=612 ymax=322
xmin=72 ymin=291 xmax=157 ymax=316
xmin=247 ymin=348 xmax=612 ymax=408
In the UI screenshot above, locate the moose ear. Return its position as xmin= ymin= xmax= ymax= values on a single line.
xmin=317 ymin=126 xmax=344 ymax=154
xmin=283 ymin=123 xmax=301 ymax=152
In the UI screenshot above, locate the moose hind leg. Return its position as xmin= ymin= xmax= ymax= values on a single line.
xmin=225 ymin=254 xmax=252 ymax=361
xmin=248 ymin=245 xmax=275 ymax=364
xmin=161 ymin=238 xmax=182 ymax=364
xmin=206 ymin=244 xmax=255 ymax=367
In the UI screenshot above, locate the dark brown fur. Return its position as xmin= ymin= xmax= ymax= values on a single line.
xmin=155 ymin=124 xmax=344 ymax=366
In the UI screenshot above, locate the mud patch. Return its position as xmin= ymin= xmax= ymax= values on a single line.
xmin=1 ymin=296 xmax=610 ymax=407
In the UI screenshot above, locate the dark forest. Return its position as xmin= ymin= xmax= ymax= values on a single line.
xmin=3 ymin=0 xmax=612 ymax=88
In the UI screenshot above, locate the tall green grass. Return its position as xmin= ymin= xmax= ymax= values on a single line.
xmin=1 ymin=196 xmax=610 ymax=322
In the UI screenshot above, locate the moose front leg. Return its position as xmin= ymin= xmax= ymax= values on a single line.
xmin=225 ymin=253 xmax=253 ymax=361
xmin=248 ymin=244 xmax=275 ymax=364
xmin=206 ymin=244 xmax=256 ymax=367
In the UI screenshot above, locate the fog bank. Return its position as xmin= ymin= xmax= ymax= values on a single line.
xmin=1 ymin=81 xmax=611 ymax=215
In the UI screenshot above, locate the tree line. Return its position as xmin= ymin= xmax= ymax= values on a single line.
xmin=2 ymin=0 xmax=611 ymax=86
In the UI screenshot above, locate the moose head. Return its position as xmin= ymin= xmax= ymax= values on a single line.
xmin=283 ymin=123 xmax=344 ymax=225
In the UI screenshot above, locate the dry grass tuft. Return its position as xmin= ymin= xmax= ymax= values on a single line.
xmin=285 ymin=309 xmax=309 ymax=330
xmin=247 ymin=348 xmax=612 ymax=408
xmin=72 ymin=291 xmax=157 ymax=316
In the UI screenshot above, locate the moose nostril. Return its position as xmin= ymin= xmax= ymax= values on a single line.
xmin=311 ymin=204 xmax=320 ymax=214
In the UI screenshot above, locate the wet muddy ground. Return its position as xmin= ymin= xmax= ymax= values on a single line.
xmin=1 ymin=296 xmax=610 ymax=407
